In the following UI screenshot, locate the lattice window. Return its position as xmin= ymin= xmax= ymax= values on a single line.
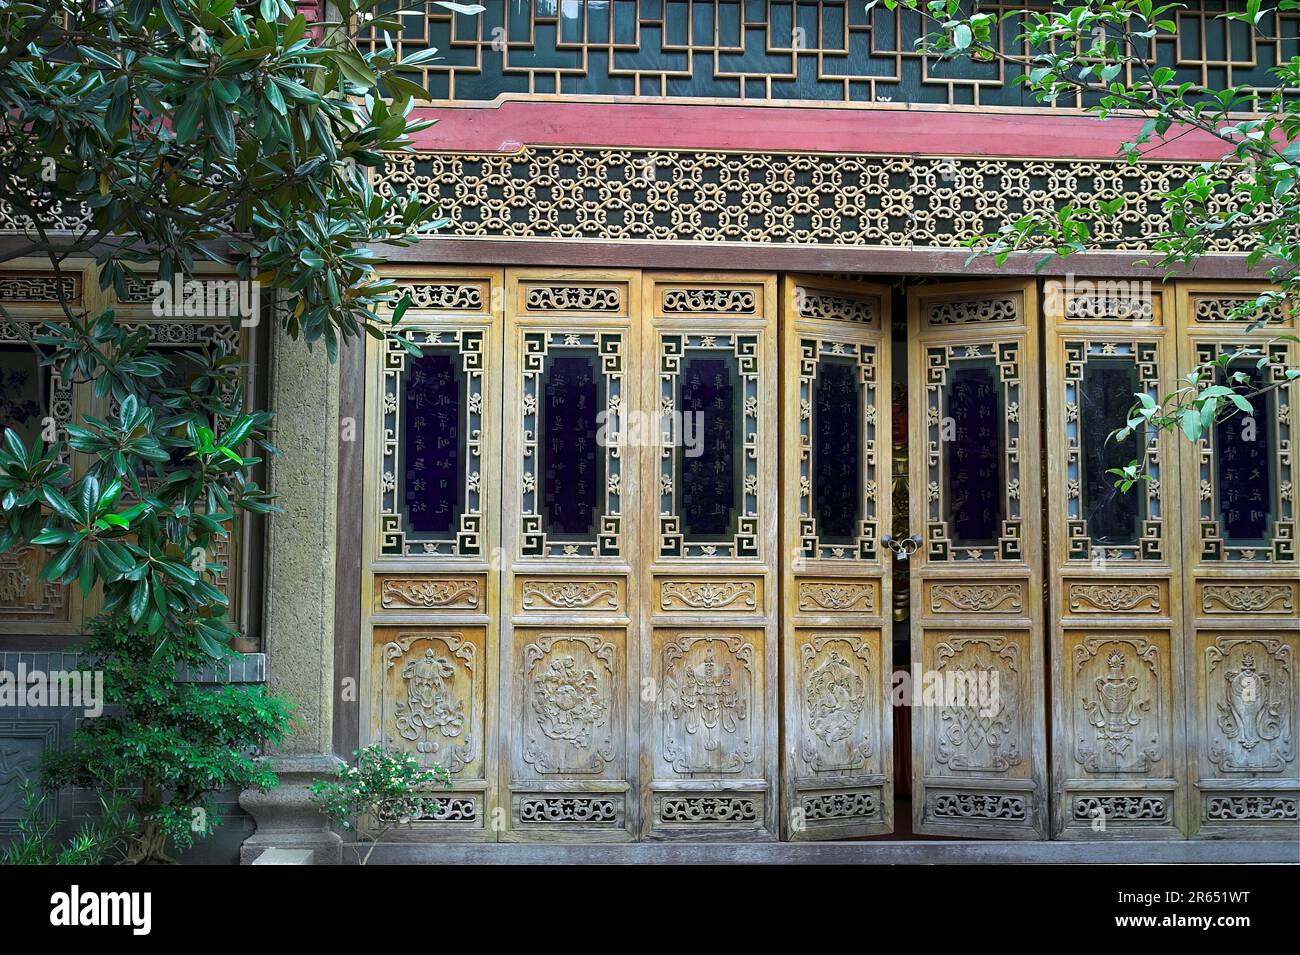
xmin=1061 ymin=339 xmax=1164 ymax=562
xmin=1195 ymin=340 xmax=1295 ymax=563
xmin=381 ymin=328 xmax=485 ymax=556
xmin=519 ymin=330 xmax=624 ymax=558
xmin=797 ymin=335 xmax=878 ymax=561
xmin=925 ymin=339 xmax=1023 ymax=562
xmin=659 ymin=331 xmax=760 ymax=559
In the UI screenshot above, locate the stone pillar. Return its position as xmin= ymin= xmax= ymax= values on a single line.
xmin=239 ymin=317 xmax=344 ymax=865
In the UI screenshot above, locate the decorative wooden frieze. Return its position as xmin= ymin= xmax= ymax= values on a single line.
xmin=1204 ymin=795 xmax=1298 ymax=821
xmin=398 ymin=282 xmax=484 ymax=311
xmin=928 ymin=582 xmax=1023 ymax=614
xmin=376 ymin=795 xmax=479 ymax=824
xmin=0 ymin=272 xmax=80 ymax=303
xmin=928 ymin=297 xmax=1018 ymax=326
xmin=523 ymin=285 xmax=622 ymax=312
xmin=519 ymin=578 xmax=620 ymax=611
xmin=379 ymin=576 xmax=481 ymax=610
xmin=1193 ymin=296 xmax=1285 ymax=324
xmin=1072 ymin=795 xmax=1169 ymax=822
xmin=660 ymin=287 xmax=756 ymax=314
xmin=800 ymin=790 xmax=880 ymax=822
xmin=656 ymin=794 xmax=760 ymax=824
xmin=796 ymin=290 xmax=875 ymax=324
xmin=515 ymin=794 xmax=622 ymax=825
xmin=1200 ymin=583 xmax=1296 ymax=614
xmin=797 ymin=580 xmax=874 ymax=613
xmin=659 ymin=579 xmax=758 ymax=612
xmin=931 ymin=792 xmax=1027 ymax=821
xmin=1067 ymin=582 xmax=1162 ymax=614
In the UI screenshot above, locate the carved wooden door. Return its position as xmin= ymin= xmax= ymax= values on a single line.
xmin=499 ymin=270 xmax=642 ymax=841
xmin=780 ymin=275 xmax=894 ymax=839
xmin=906 ymin=280 xmax=1048 ymax=838
xmin=1044 ymin=281 xmax=1187 ymax=838
xmin=1175 ymin=282 xmax=1299 ymax=838
xmin=362 ymin=266 xmax=503 ymax=841
xmin=640 ymin=273 xmax=780 ymax=840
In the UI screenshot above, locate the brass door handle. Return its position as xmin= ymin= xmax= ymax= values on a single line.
xmin=882 ymin=533 xmax=923 ymax=561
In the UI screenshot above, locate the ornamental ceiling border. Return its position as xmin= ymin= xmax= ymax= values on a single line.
xmin=376 ymin=146 xmax=1244 ymax=253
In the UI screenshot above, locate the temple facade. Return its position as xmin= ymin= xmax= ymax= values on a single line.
xmin=1 ymin=1 xmax=1296 ymax=860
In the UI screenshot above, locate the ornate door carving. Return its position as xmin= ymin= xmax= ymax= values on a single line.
xmin=500 ymin=270 xmax=641 ymax=841
xmin=906 ymin=281 xmax=1048 ymax=838
xmin=641 ymin=273 xmax=779 ymax=839
xmin=1176 ymin=282 xmax=1299 ymax=837
xmin=1044 ymin=281 xmax=1187 ymax=838
xmin=362 ymin=267 xmax=503 ymax=839
xmin=780 ymin=275 xmax=893 ymax=839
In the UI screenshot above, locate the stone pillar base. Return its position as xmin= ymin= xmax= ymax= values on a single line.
xmin=239 ymin=754 xmax=345 ymax=865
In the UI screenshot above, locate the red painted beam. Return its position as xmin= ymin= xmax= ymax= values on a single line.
xmin=408 ymin=99 xmax=1231 ymax=162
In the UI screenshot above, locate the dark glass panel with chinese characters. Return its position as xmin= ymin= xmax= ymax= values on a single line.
xmin=678 ymin=352 xmax=742 ymax=540
xmin=540 ymin=351 xmax=606 ymax=540
xmin=943 ymin=360 xmax=1004 ymax=548
xmin=812 ymin=355 xmax=862 ymax=544
xmin=401 ymin=351 xmax=465 ymax=536
xmin=0 ymin=345 xmax=46 ymax=447
xmin=1080 ymin=357 xmax=1141 ymax=546
xmin=1215 ymin=365 xmax=1275 ymax=544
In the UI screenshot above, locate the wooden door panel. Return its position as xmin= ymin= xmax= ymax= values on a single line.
xmin=371 ymin=625 xmax=487 ymax=832
xmin=360 ymin=268 xmax=505 ymax=840
xmin=1177 ymin=282 xmax=1300 ymax=838
xmin=1044 ymin=282 xmax=1187 ymax=838
xmin=907 ymin=280 xmax=1048 ymax=839
xmin=641 ymin=273 xmax=779 ymax=840
xmin=780 ymin=275 xmax=893 ymax=839
xmin=500 ymin=269 xmax=641 ymax=842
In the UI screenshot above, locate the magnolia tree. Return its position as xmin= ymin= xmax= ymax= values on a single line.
xmin=880 ymin=0 xmax=1300 ymax=477
xmin=0 ymin=0 xmax=480 ymax=862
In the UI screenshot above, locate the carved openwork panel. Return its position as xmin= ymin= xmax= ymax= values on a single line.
xmin=514 ymin=630 xmax=623 ymax=779
xmin=794 ymin=631 xmax=879 ymax=778
xmin=1060 ymin=339 xmax=1165 ymax=561
xmin=382 ymin=149 xmax=1243 ymax=252
xmin=379 ymin=328 xmax=485 ymax=557
xmin=796 ymin=335 xmax=879 ymax=561
xmin=658 ymin=331 xmax=761 ymax=559
xmin=373 ymin=628 xmax=485 ymax=780
xmin=655 ymin=630 xmax=761 ymax=777
xmin=519 ymin=330 xmax=624 ymax=558
xmin=1199 ymin=634 xmax=1296 ymax=777
xmin=1192 ymin=340 xmax=1295 ymax=563
xmin=1067 ymin=635 xmax=1169 ymax=777
xmin=925 ymin=632 xmax=1030 ymax=778
xmin=0 ymin=546 xmax=68 ymax=623
xmin=924 ymin=341 xmax=1024 ymax=562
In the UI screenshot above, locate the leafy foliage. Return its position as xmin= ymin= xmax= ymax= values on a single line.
xmin=0 ymin=779 xmax=136 ymax=865
xmin=42 ymin=611 xmax=293 ymax=864
xmin=311 ymin=744 xmax=450 ymax=865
